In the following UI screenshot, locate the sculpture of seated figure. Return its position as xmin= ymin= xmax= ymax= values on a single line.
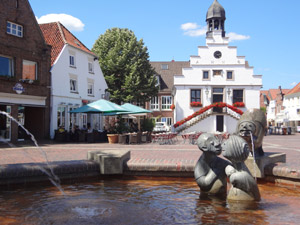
xmin=236 ymin=108 xmax=267 ymax=157
xmin=222 ymin=135 xmax=261 ymax=201
xmin=194 ymin=133 xmax=230 ymax=196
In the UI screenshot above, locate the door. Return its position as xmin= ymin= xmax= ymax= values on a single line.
xmin=18 ymin=106 xmax=26 ymax=140
xmin=0 ymin=105 xmax=11 ymax=141
xmin=213 ymin=88 xmax=224 ymax=113
xmin=216 ymin=115 xmax=224 ymax=132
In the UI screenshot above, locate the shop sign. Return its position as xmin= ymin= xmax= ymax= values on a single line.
xmin=13 ymin=83 xmax=25 ymax=94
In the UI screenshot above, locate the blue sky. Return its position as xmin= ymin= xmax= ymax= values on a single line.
xmin=29 ymin=0 xmax=300 ymax=90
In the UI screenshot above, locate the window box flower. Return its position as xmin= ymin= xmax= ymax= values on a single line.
xmin=190 ymin=102 xmax=203 ymax=107
xmin=233 ymin=102 xmax=245 ymax=107
xmin=170 ymin=104 xmax=175 ymax=110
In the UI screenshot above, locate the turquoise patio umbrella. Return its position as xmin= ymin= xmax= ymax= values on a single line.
xmin=103 ymin=103 xmax=152 ymax=116
xmin=103 ymin=103 xmax=152 ymax=131
xmin=121 ymin=103 xmax=152 ymax=114
xmin=70 ymin=99 xmax=130 ymax=114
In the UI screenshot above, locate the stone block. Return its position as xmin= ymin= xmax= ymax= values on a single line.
xmin=245 ymin=152 xmax=286 ymax=178
xmin=87 ymin=150 xmax=130 ymax=175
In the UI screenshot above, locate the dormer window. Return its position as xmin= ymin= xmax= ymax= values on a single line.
xmin=161 ymin=64 xmax=168 ymax=70
xmin=7 ymin=21 xmax=23 ymax=37
xmin=155 ymin=75 xmax=160 ymax=87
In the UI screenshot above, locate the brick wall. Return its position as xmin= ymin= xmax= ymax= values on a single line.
xmin=0 ymin=0 xmax=51 ymax=141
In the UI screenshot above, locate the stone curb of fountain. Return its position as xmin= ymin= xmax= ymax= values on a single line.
xmin=0 ymin=160 xmax=100 ymax=185
xmin=265 ymin=163 xmax=300 ymax=179
xmin=1 ymin=159 xmax=300 ymax=187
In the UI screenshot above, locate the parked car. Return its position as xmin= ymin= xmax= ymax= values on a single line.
xmin=153 ymin=122 xmax=170 ymax=133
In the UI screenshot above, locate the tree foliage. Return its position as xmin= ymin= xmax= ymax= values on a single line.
xmin=92 ymin=28 xmax=158 ymax=105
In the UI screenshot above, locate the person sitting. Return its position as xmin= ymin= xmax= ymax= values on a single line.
xmin=87 ymin=123 xmax=93 ymax=133
xmin=58 ymin=126 xmax=65 ymax=133
xmin=71 ymin=125 xmax=79 ymax=141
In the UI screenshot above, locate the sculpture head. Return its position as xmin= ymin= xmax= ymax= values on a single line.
xmin=222 ymin=135 xmax=250 ymax=163
xmin=236 ymin=109 xmax=267 ymax=151
xmin=197 ymin=133 xmax=222 ymax=155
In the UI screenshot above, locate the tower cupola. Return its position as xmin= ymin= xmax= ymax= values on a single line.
xmin=206 ymin=0 xmax=226 ymax=38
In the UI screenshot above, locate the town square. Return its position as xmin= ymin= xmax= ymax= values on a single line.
xmin=0 ymin=0 xmax=300 ymax=224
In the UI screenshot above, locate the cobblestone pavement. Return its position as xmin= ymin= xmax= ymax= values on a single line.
xmin=0 ymin=133 xmax=299 ymax=179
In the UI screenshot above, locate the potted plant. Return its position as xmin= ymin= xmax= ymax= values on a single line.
xmin=141 ymin=118 xmax=155 ymax=142
xmin=107 ymin=129 xmax=119 ymax=144
xmin=170 ymin=104 xmax=175 ymax=110
xmin=106 ymin=117 xmax=119 ymax=144
xmin=190 ymin=102 xmax=203 ymax=107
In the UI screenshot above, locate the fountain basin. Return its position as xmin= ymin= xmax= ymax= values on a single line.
xmin=0 ymin=177 xmax=300 ymax=224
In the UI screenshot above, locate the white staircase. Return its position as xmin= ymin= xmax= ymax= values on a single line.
xmin=174 ymin=107 xmax=241 ymax=134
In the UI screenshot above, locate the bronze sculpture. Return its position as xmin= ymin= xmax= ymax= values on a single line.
xmin=194 ymin=133 xmax=230 ymax=196
xmin=222 ymin=135 xmax=261 ymax=201
xmin=236 ymin=108 xmax=267 ymax=157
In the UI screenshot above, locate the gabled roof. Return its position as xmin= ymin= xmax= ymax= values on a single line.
xmin=150 ymin=61 xmax=190 ymax=93
xmin=260 ymin=90 xmax=269 ymax=107
xmin=39 ymin=22 xmax=95 ymax=65
xmin=267 ymin=88 xmax=289 ymax=101
xmin=286 ymin=82 xmax=300 ymax=96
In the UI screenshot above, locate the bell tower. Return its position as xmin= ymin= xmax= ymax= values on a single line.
xmin=206 ymin=0 xmax=226 ymax=38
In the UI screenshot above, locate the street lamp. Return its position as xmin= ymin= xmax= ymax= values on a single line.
xmin=205 ymin=87 xmax=209 ymax=97
xmin=227 ymin=88 xmax=231 ymax=96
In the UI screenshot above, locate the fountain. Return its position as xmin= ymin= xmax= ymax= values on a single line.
xmin=0 ymin=110 xmax=64 ymax=194
xmin=0 ymin=109 xmax=299 ymax=224
xmin=237 ymin=109 xmax=286 ymax=178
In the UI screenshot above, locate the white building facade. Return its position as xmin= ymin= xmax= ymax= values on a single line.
xmin=40 ymin=22 xmax=108 ymax=139
xmin=173 ymin=0 xmax=262 ymax=133
xmin=283 ymin=83 xmax=300 ymax=131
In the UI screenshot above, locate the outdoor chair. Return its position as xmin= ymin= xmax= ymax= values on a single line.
xmin=129 ymin=133 xmax=138 ymax=144
xmin=78 ymin=131 xmax=86 ymax=142
xmin=118 ymin=134 xmax=127 ymax=144
xmin=151 ymin=133 xmax=160 ymax=144
xmin=86 ymin=132 xmax=95 ymax=143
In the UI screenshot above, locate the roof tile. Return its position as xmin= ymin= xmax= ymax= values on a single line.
xmin=39 ymin=22 xmax=94 ymax=65
xmin=286 ymin=82 xmax=300 ymax=95
xmin=150 ymin=61 xmax=190 ymax=92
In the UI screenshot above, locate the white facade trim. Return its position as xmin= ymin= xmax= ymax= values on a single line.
xmin=0 ymin=92 xmax=46 ymax=106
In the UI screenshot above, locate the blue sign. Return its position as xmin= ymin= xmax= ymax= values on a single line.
xmin=13 ymin=83 xmax=25 ymax=94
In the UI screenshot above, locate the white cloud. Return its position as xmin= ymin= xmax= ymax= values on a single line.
xmin=181 ymin=22 xmax=206 ymax=37
xmin=181 ymin=22 xmax=250 ymax=42
xmin=181 ymin=23 xmax=199 ymax=31
xmin=227 ymin=32 xmax=250 ymax=42
xmin=183 ymin=27 xmax=207 ymax=37
xmin=291 ymin=82 xmax=297 ymax=86
xmin=37 ymin=14 xmax=85 ymax=32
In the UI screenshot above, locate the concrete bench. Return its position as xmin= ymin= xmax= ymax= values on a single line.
xmin=87 ymin=150 xmax=130 ymax=175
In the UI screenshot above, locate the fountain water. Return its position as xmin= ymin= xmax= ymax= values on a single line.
xmin=0 ymin=110 xmax=65 ymax=194
xmin=250 ymin=132 xmax=257 ymax=181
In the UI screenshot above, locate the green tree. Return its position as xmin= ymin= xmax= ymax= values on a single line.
xmin=92 ymin=28 xmax=158 ymax=105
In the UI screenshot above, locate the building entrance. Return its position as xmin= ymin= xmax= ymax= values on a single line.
xmin=216 ymin=115 xmax=224 ymax=132
xmin=213 ymin=88 xmax=224 ymax=113
xmin=0 ymin=105 xmax=11 ymax=141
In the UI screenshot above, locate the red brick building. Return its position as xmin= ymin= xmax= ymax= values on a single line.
xmin=0 ymin=0 xmax=51 ymax=142
xmin=149 ymin=61 xmax=189 ymax=127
